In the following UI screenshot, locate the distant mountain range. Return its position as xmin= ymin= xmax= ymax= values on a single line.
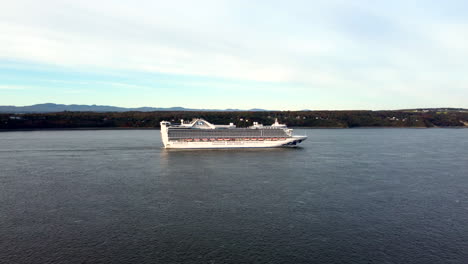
xmin=0 ymin=103 xmax=272 ymax=113
xmin=0 ymin=103 xmax=466 ymax=113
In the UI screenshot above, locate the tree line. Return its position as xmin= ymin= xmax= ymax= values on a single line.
xmin=1 ymin=110 xmax=467 ymax=129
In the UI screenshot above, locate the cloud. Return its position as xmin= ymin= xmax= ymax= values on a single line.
xmin=0 ymin=85 xmax=34 ymax=90
xmin=0 ymin=0 xmax=467 ymax=109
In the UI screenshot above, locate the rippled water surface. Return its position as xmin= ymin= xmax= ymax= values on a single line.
xmin=1 ymin=129 xmax=467 ymax=263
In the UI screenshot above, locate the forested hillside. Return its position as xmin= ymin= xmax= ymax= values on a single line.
xmin=1 ymin=110 xmax=467 ymax=130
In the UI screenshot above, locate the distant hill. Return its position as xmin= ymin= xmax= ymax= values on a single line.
xmin=0 ymin=103 xmax=271 ymax=113
xmin=2 ymin=108 xmax=468 ymax=129
xmin=398 ymin=108 xmax=468 ymax=112
xmin=0 ymin=103 xmax=466 ymax=114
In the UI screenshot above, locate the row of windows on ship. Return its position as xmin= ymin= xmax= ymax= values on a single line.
xmin=171 ymin=137 xmax=288 ymax=142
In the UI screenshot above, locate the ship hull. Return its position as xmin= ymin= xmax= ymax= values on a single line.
xmin=163 ymin=136 xmax=307 ymax=149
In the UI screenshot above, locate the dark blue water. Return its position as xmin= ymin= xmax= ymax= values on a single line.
xmin=1 ymin=129 xmax=467 ymax=264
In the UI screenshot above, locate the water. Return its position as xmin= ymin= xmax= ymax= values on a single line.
xmin=0 ymin=129 xmax=467 ymax=264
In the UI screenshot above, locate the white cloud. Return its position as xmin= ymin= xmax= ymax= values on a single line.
xmin=1 ymin=0 xmax=467 ymax=109
xmin=0 ymin=85 xmax=35 ymax=90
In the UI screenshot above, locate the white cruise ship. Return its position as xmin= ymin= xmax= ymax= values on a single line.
xmin=160 ymin=118 xmax=307 ymax=149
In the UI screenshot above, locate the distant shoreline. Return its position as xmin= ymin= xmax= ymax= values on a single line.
xmin=1 ymin=126 xmax=467 ymax=132
xmin=0 ymin=127 xmax=159 ymax=132
xmin=2 ymin=110 xmax=467 ymax=130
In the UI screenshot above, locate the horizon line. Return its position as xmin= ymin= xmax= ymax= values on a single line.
xmin=0 ymin=103 xmax=467 ymax=112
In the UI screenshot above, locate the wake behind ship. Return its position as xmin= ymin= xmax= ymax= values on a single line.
xmin=160 ymin=118 xmax=307 ymax=149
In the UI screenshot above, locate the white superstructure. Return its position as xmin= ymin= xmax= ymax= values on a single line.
xmin=160 ymin=118 xmax=307 ymax=149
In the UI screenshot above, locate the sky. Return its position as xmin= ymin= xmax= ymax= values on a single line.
xmin=1 ymin=0 xmax=467 ymax=110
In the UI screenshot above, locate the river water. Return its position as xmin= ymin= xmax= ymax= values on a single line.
xmin=1 ymin=129 xmax=467 ymax=263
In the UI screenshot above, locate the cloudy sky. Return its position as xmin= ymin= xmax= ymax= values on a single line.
xmin=1 ymin=0 xmax=467 ymax=110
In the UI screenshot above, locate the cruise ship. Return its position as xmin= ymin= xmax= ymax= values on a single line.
xmin=160 ymin=118 xmax=307 ymax=149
